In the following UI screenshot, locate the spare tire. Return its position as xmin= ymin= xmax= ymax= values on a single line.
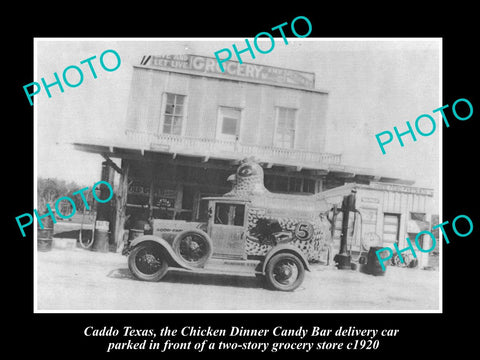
xmin=172 ymin=229 xmax=212 ymax=268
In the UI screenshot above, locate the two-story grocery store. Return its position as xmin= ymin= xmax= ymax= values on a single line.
xmin=73 ymin=53 xmax=435 ymax=265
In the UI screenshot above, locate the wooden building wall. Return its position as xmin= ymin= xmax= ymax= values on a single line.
xmin=326 ymin=181 xmax=434 ymax=254
xmin=340 ymin=185 xmax=434 ymax=250
xmin=125 ymin=68 xmax=329 ymax=154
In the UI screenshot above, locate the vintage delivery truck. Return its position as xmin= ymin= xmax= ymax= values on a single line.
xmin=126 ymin=159 xmax=338 ymax=291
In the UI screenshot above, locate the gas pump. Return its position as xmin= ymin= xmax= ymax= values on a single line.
xmin=333 ymin=190 xmax=356 ymax=270
xmin=332 ymin=189 xmax=386 ymax=275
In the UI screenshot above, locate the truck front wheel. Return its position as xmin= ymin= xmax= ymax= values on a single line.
xmin=265 ymin=253 xmax=305 ymax=291
xmin=128 ymin=243 xmax=168 ymax=282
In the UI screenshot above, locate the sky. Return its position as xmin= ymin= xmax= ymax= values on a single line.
xmin=35 ymin=38 xmax=441 ymax=209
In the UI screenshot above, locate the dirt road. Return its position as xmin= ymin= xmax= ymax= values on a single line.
xmin=36 ymin=247 xmax=440 ymax=311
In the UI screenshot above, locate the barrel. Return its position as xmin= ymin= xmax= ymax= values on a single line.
xmin=37 ymin=217 xmax=54 ymax=252
xmin=92 ymin=221 xmax=110 ymax=252
xmin=38 ymin=227 xmax=53 ymax=251
xmin=366 ymin=246 xmax=387 ymax=276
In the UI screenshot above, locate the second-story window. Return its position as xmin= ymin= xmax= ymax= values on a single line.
xmin=274 ymin=107 xmax=296 ymax=149
xmin=162 ymin=93 xmax=186 ymax=135
xmin=217 ymin=106 xmax=242 ymax=141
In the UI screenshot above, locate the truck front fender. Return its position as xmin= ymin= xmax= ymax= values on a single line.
xmin=129 ymin=235 xmax=197 ymax=271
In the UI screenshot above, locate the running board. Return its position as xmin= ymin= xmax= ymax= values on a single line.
xmin=171 ymin=258 xmax=262 ymax=276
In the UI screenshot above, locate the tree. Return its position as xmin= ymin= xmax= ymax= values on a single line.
xmin=37 ymin=177 xmax=93 ymax=213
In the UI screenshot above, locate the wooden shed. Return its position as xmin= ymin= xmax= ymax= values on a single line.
xmin=320 ymin=182 xmax=435 ymax=267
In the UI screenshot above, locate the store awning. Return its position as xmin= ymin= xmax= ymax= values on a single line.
xmin=72 ymin=138 xmax=415 ymax=185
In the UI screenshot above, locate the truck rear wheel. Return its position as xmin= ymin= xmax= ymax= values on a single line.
xmin=265 ymin=253 xmax=305 ymax=291
xmin=128 ymin=243 xmax=168 ymax=282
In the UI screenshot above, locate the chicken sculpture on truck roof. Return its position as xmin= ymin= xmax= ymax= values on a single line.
xmin=225 ymin=158 xmax=333 ymax=263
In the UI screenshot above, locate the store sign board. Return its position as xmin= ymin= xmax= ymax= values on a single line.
xmin=156 ymin=198 xmax=174 ymax=208
xmin=361 ymin=197 xmax=380 ymax=204
xmin=140 ymin=54 xmax=315 ymax=89
xmin=128 ymin=184 xmax=176 ymax=198
xmin=368 ymin=182 xmax=434 ymax=196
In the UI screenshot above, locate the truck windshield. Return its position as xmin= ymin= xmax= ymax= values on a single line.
xmin=214 ymin=203 xmax=245 ymax=226
xmin=197 ymin=200 xmax=209 ymax=222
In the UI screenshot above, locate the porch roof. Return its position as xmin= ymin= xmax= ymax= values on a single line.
xmin=72 ymin=137 xmax=415 ymax=186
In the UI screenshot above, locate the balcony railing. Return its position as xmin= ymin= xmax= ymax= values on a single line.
xmin=125 ymin=129 xmax=341 ymax=167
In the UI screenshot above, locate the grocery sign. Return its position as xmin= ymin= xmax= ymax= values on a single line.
xmin=139 ymin=54 xmax=315 ymax=89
